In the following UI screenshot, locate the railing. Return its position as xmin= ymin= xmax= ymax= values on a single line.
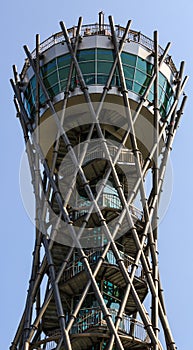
xmin=28 ymin=23 xmax=177 ymax=74
xmin=63 ymin=248 xmax=143 ymax=281
xmin=34 ymin=308 xmax=149 ymax=349
xmin=71 ymin=307 xmax=149 ymax=342
xmin=70 ymin=197 xmax=143 ymax=222
xmin=60 ymin=145 xmax=143 ymax=178
xmin=75 ymin=192 xmax=122 ymax=211
xmin=83 ymin=144 xmax=142 ymax=165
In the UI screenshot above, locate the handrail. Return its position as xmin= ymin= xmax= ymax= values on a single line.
xmin=59 ymin=145 xmax=143 ymax=178
xmin=32 ymin=308 xmax=149 ymax=349
xmin=74 ymin=192 xmax=122 ymax=211
xmin=63 ymin=248 xmax=143 ymax=281
xmin=71 ymin=307 xmax=149 ymax=342
xmin=69 ymin=198 xmax=143 ymax=221
xmin=20 ymin=22 xmax=177 ymax=79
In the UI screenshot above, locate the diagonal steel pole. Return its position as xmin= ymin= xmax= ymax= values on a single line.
xmin=16 ymin=111 xmax=73 ymax=350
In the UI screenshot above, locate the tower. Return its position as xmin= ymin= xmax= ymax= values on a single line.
xmin=10 ymin=12 xmax=188 ymax=350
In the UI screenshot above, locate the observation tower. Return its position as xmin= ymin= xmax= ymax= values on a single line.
xmin=10 ymin=12 xmax=188 ymax=350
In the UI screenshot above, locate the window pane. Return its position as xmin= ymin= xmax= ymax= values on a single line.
xmin=97 ymin=61 xmax=112 ymax=74
xmin=77 ymin=49 xmax=95 ymax=62
xmin=24 ymin=85 xmax=32 ymax=100
xmin=80 ymin=61 xmax=95 ymax=74
xmin=84 ymin=75 xmax=95 ymax=85
xmin=60 ymin=80 xmax=67 ymax=91
xmin=43 ymin=71 xmax=58 ymax=89
xmin=160 ymin=94 xmax=169 ymax=110
xmin=159 ymin=72 xmax=167 ymax=90
xmin=159 ymin=86 xmax=165 ymax=103
xmin=41 ymin=58 xmax=57 ymax=77
xmin=97 ymin=49 xmax=114 ymax=62
xmin=137 ymin=57 xmax=152 ymax=75
xmin=165 ymin=82 xmax=173 ymax=97
xmin=126 ymin=79 xmax=133 ymax=90
xmin=121 ymin=52 xmax=136 ymax=66
xmin=57 ymin=54 xmax=72 ymax=68
xmin=48 ymin=83 xmax=60 ymax=98
xmin=40 ymin=92 xmax=46 ymax=105
xmin=97 ymin=75 xmax=108 ymax=85
xmin=133 ymin=82 xmax=145 ymax=95
xmin=167 ymin=95 xmax=174 ymax=113
xmin=58 ymin=66 xmax=70 ymax=81
xmin=123 ymin=65 xmax=135 ymax=80
xmin=160 ymin=105 xmax=166 ymax=119
xmin=148 ymin=90 xmax=154 ymax=103
xmin=135 ymin=69 xmax=147 ymax=86
xmin=30 ymin=75 xmax=36 ymax=90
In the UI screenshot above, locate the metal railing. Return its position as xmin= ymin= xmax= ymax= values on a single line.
xmin=41 ymin=309 xmax=149 ymax=349
xmin=69 ymin=196 xmax=143 ymax=222
xmin=59 ymin=145 xmax=143 ymax=178
xmin=63 ymin=247 xmax=143 ymax=281
xmin=83 ymin=144 xmax=142 ymax=164
xmin=20 ymin=22 xmax=177 ymax=79
xmin=75 ymin=192 xmax=122 ymax=210
xmin=71 ymin=307 xmax=149 ymax=342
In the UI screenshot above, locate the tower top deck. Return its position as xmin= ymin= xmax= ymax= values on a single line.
xmin=20 ymin=16 xmax=177 ymax=79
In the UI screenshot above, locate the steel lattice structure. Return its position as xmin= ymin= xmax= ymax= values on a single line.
xmin=10 ymin=13 xmax=188 ymax=350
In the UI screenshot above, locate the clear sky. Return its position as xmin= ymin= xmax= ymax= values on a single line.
xmin=1 ymin=0 xmax=192 ymax=349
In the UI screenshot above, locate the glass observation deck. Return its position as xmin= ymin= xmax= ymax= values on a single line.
xmin=21 ymin=22 xmax=177 ymax=121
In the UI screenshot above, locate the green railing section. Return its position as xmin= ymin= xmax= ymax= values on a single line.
xmin=23 ymin=48 xmax=174 ymax=119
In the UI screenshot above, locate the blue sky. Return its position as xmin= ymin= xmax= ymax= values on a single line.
xmin=1 ymin=0 xmax=192 ymax=349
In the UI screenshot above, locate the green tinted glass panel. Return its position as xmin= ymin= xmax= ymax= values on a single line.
xmin=168 ymin=95 xmax=174 ymax=111
xmin=77 ymin=49 xmax=95 ymax=62
xmin=165 ymin=82 xmax=173 ymax=97
xmin=161 ymin=96 xmax=169 ymax=110
xmin=41 ymin=58 xmax=57 ymax=77
xmin=24 ymin=49 xmax=174 ymax=121
xmin=135 ymin=69 xmax=147 ymax=86
xmin=159 ymin=86 xmax=164 ymax=102
xmin=121 ymin=52 xmax=136 ymax=66
xmin=97 ymin=49 xmax=114 ymax=62
xmin=159 ymin=72 xmax=167 ymax=90
xmin=43 ymin=71 xmax=58 ymax=89
xmin=57 ymin=54 xmax=72 ymax=68
xmin=126 ymin=79 xmax=133 ymax=90
xmin=79 ymin=61 xmax=95 ymax=74
xmin=60 ymin=80 xmax=67 ymax=91
xmin=58 ymin=66 xmax=70 ymax=81
xmin=40 ymin=89 xmax=46 ymax=104
xmin=24 ymin=85 xmax=31 ymax=100
xmin=97 ymin=75 xmax=108 ymax=85
xmin=97 ymin=61 xmax=112 ymax=74
xmin=160 ymin=105 xmax=166 ymax=119
xmin=123 ymin=66 xmax=135 ymax=80
xmin=84 ymin=75 xmax=95 ymax=85
xmin=137 ymin=57 xmax=152 ymax=75
xmin=30 ymin=76 xmax=36 ymax=90
xmin=108 ymin=75 xmax=119 ymax=86
xmin=48 ymin=83 xmax=60 ymax=98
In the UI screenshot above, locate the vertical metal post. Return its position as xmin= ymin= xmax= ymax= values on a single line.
xmin=99 ymin=11 xmax=104 ymax=32
xmin=152 ymin=30 xmax=159 ymax=350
